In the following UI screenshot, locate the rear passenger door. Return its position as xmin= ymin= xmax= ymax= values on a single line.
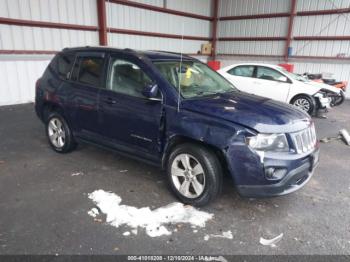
xmin=98 ymin=54 xmax=163 ymax=159
xmin=64 ymin=52 xmax=106 ymax=139
xmin=225 ymin=65 xmax=256 ymax=93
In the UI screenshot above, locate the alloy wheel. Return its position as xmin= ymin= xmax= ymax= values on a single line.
xmin=48 ymin=118 xmax=66 ymax=148
xmin=293 ymin=98 xmax=310 ymax=112
xmin=171 ymin=153 xmax=206 ymax=198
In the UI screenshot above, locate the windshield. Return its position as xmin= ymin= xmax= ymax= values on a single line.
xmin=154 ymin=60 xmax=236 ymax=98
xmin=278 ymin=67 xmax=310 ymax=82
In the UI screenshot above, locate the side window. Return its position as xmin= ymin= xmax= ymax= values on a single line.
xmin=227 ymin=66 xmax=254 ymax=77
xmin=77 ymin=57 xmax=104 ymax=87
xmin=70 ymin=56 xmax=104 ymax=87
xmin=57 ymin=53 xmax=75 ymax=79
xmin=108 ymin=58 xmax=153 ymax=98
xmin=256 ymin=67 xmax=288 ymax=82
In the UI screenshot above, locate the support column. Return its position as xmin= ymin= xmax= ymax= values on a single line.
xmin=284 ymin=0 xmax=297 ymax=62
xmin=211 ymin=0 xmax=219 ymax=60
xmin=97 ymin=0 xmax=107 ymax=46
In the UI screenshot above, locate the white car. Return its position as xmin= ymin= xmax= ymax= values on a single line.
xmin=218 ymin=63 xmax=344 ymax=114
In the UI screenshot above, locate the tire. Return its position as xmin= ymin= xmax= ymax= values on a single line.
xmin=290 ymin=95 xmax=315 ymax=115
xmin=46 ymin=112 xmax=77 ymax=153
xmin=166 ymin=143 xmax=223 ymax=206
xmin=331 ymin=90 xmax=345 ymax=107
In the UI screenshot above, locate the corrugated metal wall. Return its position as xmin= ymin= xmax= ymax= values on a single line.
xmin=217 ymin=0 xmax=290 ymax=56
xmin=0 ymin=0 xmax=99 ymax=50
xmin=106 ymin=0 xmax=211 ymax=53
xmin=0 ymin=57 xmax=50 ymax=106
xmin=0 ymin=0 xmax=100 ymax=106
xmin=0 ymin=0 xmax=211 ymax=106
xmin=291 ymin=1 xmax=350 ymax=57
xmin=216 ymin=0 xmax=350 ymax=98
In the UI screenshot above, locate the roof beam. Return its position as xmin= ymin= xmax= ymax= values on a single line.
xmin=107 ymin=0 xmax=213 ymax=21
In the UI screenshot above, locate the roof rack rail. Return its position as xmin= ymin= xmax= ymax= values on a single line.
xmin=123 ymin=48 xmax=137 ymax=53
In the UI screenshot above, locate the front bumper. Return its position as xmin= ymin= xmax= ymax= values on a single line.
xmin=236 ymin=149 xmax=319 ymax=197
xmin=315 ymin=95 xmax=332 ymax=109
xmin=226 ymin=140 xmax=320 ymax=198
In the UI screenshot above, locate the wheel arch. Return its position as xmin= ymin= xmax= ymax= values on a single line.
xmin=41 ymin=102 xmax=66 ymax=123
xmin=289 ymin=93 xmax=315 ymax=104
xmin=161 ymin=135 xmax=228 ymax=173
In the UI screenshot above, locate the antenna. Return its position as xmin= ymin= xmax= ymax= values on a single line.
xmin=177 ymin=5 xmax=185 ymax=113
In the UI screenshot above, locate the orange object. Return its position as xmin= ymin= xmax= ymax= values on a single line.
xmin=334 ymin=81 xmax=347 ymax=91
xmin=207 ymin=60 xmax=221 ymax=71
xmin=278 ymin=63 xmax=294 ymax=72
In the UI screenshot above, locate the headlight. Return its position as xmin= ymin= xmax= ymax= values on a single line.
xmin=246 ymin=133 xmax=289 ymax=152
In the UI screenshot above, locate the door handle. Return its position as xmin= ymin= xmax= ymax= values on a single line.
xmin=105 ymin=97 xmax=117 ymax=104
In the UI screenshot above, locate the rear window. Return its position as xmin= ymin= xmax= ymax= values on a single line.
xmin=227 ymin=65 xmax=254 ymax=77
xmin=72 ymin=57 xmax=104 ymax=87
xmin=57 ymin=53 xmax=75 ymax=79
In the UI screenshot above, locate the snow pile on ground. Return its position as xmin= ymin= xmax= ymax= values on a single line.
xmin=88 ymin=189 xmax=214 ymax=237
xmin=204 ymin=230 xmax=233 ymax=241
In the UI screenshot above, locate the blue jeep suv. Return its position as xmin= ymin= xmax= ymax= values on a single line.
xmin=35 ymin=47 xmax=320 ymax=206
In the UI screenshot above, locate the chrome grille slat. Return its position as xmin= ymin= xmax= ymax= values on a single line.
xmin=291 ymin=124 xmax=317 ymax=154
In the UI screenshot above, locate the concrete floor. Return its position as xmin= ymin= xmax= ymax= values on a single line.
xmin=0 ymin=102 xmax=349 ymax=255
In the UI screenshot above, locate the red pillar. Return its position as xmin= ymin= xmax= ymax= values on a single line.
xmin=284 ymin=0 xmax=297 ymax=61
xmin=211 ymin=0 xmax=219 ymax=60
xmin=97 ymin=0 xmax=107 ymax=46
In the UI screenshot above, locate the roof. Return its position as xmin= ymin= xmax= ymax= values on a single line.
xmin=222 ymin=62 xmax=283 ymax=70
xmin=61 ymin=46 xmax=195 ymax=61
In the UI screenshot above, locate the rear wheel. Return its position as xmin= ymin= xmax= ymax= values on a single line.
xmin=167 ymin=143 xmax=222 ymax=206
xmin=46 ymin=112 xmax=76 ymax=153
xmin=291 ymin=95 xmax=315 ymax=115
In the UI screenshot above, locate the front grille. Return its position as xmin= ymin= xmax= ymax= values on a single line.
xmin=291 ymin=123 xmax=317 ymax=154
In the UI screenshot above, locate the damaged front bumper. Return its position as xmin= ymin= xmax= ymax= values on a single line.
xmin=236 ymin=148 xmax=319 ymax=197
xmin=313 ymin=93 xmax=332 ymax=109
xmin=226 ymin=139 xmax=320 ymax=198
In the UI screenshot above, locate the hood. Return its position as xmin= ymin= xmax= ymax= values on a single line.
xmin=182 ymin=91 xmax=311 ymax=133
xmin=305 ymin=81 xmax=341 ymax=94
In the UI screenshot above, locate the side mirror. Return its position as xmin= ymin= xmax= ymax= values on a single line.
xmin=142 ymin=83 xmax=161 ymax=101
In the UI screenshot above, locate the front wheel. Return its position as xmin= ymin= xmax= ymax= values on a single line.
xmin=166 ymin=143 xmax=222 ymax=206
xmin=291 ymin=95 xmax=315 ymax=115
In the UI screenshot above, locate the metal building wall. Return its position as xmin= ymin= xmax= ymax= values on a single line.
xmin=216 ymin=0 xmax=350 ymax=98
xmin=217 ymin=0 xmax=290 ymax=56
xmin=0 ymin=0 xmax=99 ymax=106
xmin=0 ymin=0 xmax=212 ymax=106
xmin=106 ymin=0 xmax=211 ymax=54
xmin=0 ymin=0 xmax=99 ymax=50
xmin=291 ymin=1 xmax=350 ymax=57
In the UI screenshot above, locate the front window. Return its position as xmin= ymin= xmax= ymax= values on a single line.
xmin=154 ymin=61 xmax=235 ymax=98
xmin=256 ymin=66 xmax=288 ymax=82
xmin=108 ymin=58 xmax=153 ymax=98
xmin=278 ymin=67 xmax=309 ymax=83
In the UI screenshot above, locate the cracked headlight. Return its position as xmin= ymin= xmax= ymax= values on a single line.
xmin=246 ymin=133 xmax=289 ymax=152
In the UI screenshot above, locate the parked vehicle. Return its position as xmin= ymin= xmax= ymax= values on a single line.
xmin=35 ymin=47 xmax=319 ymax=206
xmin=302 ymin=73 xmax=346 ymax=107
xmin=218 ymin=63 xmax=343 ymax=115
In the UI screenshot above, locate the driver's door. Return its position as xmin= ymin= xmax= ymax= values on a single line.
xmin=98 ymin=55 xmax=163 ymax=157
